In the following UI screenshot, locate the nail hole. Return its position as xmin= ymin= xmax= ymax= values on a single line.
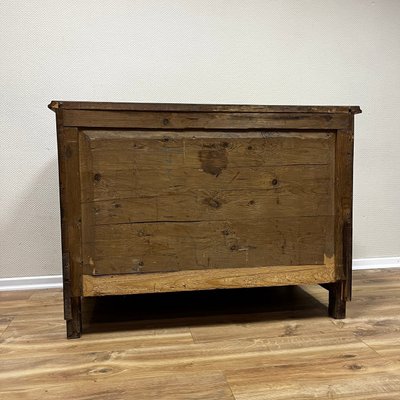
xmin=272 ymin=178 xmax=278 ymax=186
xmin=94 ymin=173 xmax=102 ymax=182
xmin=221 ymin=141 xmax=229 ymax=148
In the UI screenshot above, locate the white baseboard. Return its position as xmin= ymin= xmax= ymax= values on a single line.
xmin=352 ymin=257 xmax=400 ymax=270
xmin=0 ymin=257 xmax=399 ymax=291
xmin=0 ymin=275 xmax=62 ymax=291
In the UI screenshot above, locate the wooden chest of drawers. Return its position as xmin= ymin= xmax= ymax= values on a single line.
xmin=49 ymin=101 xmax=361 ymax=338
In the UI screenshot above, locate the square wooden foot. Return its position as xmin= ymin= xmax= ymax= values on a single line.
xmin=66 ymin=296 xmax=82 ymax=339
xmin=328 ymin=281 xmax=346 ymax=319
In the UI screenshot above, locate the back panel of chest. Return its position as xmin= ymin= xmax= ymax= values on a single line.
xmin=79 ymin=130 xmax=335 ymax=276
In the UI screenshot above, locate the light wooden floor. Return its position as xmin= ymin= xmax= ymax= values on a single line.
xmin=1 ymin=269 xmax=400 ymax=399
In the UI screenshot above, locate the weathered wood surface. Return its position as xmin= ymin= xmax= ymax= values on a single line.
xmin=82 ymin=264 xmax=337 ymax=296
xmin=58 ymin=127 xmax=82 ymax=297
xmin=0 ymin=269 xmax=399 ymax=400
xmin=63 ymin=110 xmax=350 ymax=130
xmin=80 ymin=130 xmax=334 ymax=200
xmin=54 ymin=119 xmax=82 ymax=337
xmin=87 ymin=216 xmax=334 ymax=275
xmin=85 ymin=180 xmax=332 ymax=225
xmin=49 ymin=100 xmax=362 ymax=114
xmin=49 ymin=100 xmax=361 ymax=114
xmin=83 ymin=130 xmax=334 ymax=167
xmin=335 ymin=122 xmax=355 ymax=299
xmin=80 ymin=130 xmax=335 ymax=275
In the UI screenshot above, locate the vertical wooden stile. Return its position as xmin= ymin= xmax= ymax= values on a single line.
xmin=54 ymin=108 xmax=83 ymax=338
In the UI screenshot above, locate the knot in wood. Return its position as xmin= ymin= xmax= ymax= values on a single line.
xmin=205 ymin=198 xmax=221 ymax=209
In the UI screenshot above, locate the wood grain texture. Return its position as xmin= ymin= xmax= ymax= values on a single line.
xmin=54 ymin=116 xmax=83 ymax=337
xmin=3 ymin=373 xmax=235 ymax=400
xmin=88 ymin=216 xmax=334 ymax=275
xmin=49 ymin=100 xmax=362 ymax=115
xmin=81 ymin=130 xmax=334 ymax=200
xmin=79 ymin=130 xmax=335 ymax=275
xmin=334 ymin=122 xmax=354 ymax=285
xmin=57 ymin=127 xmax=83 ymax=298
xmin=0 ymin=316 xmax=13 ymax=336
xmin=0 ymin=269 xmax=399 ymax=400
xmin=63 ymin=110 xmax=350 ymax=130
xmin=82 ymin=264 xmax=337 ymax=296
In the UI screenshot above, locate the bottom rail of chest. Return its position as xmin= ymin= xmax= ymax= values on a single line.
xmin=64 ymin=263 xmax=350 ymax=338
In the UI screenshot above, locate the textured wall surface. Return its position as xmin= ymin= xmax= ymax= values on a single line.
xmin=1 ymin=0 xmax=399 ymax=278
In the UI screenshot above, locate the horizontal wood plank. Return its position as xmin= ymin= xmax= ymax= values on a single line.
xmin=82 ymin=163 xmax=333 ymax=211
xmin=64 ymin=110 xmax=349 ymax=129
xmin=85 ymin=130 xmax=334 ymax=169
xmin=86 ymin=216 xmax=334 ymax=275
xmin=49 ymin=100 xmax=362 ymax=115
xmin=82 ymin=264 xmax=337 ymax=296
xmin=80 ymin=130 xmax=335 ymax=201
xmin=84 ymin=184 xmax=333 ymax=225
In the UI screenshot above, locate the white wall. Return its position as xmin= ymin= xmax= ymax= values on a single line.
xmin=1 ymin=0 xmax=399 ymax=278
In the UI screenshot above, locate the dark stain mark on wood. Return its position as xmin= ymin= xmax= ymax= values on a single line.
xmin=202 ymin=143 xmax=217 ymax=149
xmin=281 ymin=324 xmax=298 ymax=337
xmin=65 ymin=145 xmax=73 ymax=158
xmin=281 ymin=238 xmax=287 ymax=254
xmin=272 ymin=178 xmax=278 ymax=186
xmin=132 ymin=259 xmax=144 ymax=272
xmin=204 ymin=197 xmax=221 ymax=209
xmin=347 ymin=363 xmax=363 ymax=370
xmin=198 ymin=145 xmax=228 ymax=177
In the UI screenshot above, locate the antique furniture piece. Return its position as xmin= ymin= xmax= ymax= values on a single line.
xmin=49 ymin=101 xmax=361 ymax=338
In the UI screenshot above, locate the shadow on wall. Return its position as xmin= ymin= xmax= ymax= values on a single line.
xmin=1 ymin=159 xmax=62 ymax=278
